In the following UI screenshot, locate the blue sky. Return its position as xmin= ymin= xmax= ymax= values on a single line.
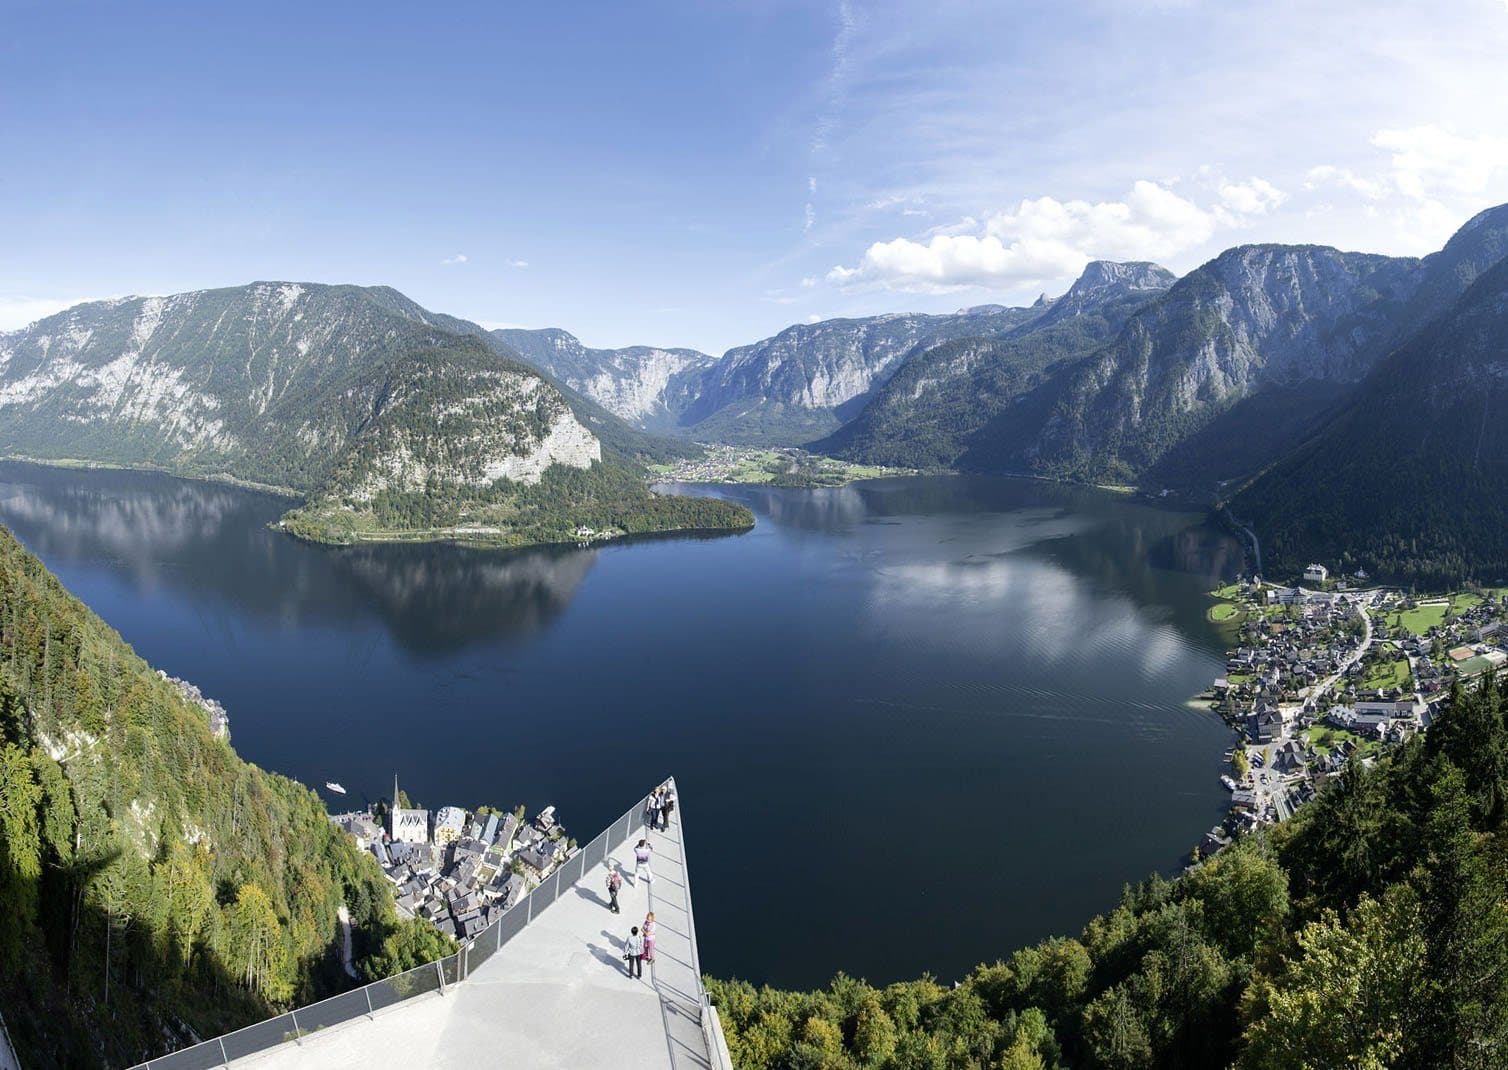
xmin=3 ymin=0 xmax=1508 ymax=353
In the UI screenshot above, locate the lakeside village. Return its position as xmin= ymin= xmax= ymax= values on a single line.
xmin=1195 ymin=564 xmax=1508 ymax=859
xmin=331 ymin=777 xmax=576 ymax=943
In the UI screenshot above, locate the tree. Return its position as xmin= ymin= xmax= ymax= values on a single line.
xmin=1238 ymin=887 xmax=1424 ymax=1069
xmin=0 ymin=742 xmax=42 ymax=968
xmin=228 ymin=882 xmax=293 ymax=1002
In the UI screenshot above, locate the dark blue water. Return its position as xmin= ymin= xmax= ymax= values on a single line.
xmin=0 ymin=462 xmax=1239 ymax=988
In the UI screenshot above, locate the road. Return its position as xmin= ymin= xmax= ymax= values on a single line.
xmin=1305 ymin=599 xmax=1373 ymax=712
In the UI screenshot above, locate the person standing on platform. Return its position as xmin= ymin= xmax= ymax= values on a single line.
xmin=643 ymin=911 xmax=657 ymax=964
xmin=607 ymin=868 xmax=622 ymax=914
xmin=624 ymin=926 xmax=644 ymax=979
xmin=633 ymin=838 xmax=654 ymax=885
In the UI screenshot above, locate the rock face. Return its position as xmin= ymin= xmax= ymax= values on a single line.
xmin=0 ymin=283 xmax=604 ymax=525
xmin=820 ymin=261 xmax=1177 ymax=469
xmin=1233 ymin=252 xmax=1508 ymax=584
xmin=675 ymin=305 xmax=1041 ymax=444
xmin=1029 ymin=206 xmax=1508 ymax=484
xmin=492 ymin=327 xmax=717 ymax=429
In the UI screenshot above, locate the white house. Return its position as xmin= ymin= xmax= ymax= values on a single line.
xmin=433 ymin=806 xmax=468 ymax=845
xmin=1303 ymin=563 xmax=1329 ymax=584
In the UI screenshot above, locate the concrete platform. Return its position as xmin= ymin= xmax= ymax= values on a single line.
xmin=232 ymin=793 xmax=716 ymax=1070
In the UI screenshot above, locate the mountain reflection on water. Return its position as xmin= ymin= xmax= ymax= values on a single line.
xmin=0 ymin=462 xmax=1246 ymax=989
xmin=0 ymin=464 xmax=600 ymax=654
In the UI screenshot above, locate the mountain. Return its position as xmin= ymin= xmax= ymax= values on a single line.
xmin=492 ymin=327 xmax=717 ymax=430
xmin=0 ymin=521 xmax=451 ymax=1067
xmin=1232 ymin=253 xmax=1508 ymax=586
xmin=1028 ymin=245 xmax=1421 ymax=484
xmin=1029 ymin=206 xmax=1508 ymax=488
xmin=0 ymin=283 xmax=751 ymax=545
xmin=675 ymin=304 xmax=1043 ymax=444
xmin=820 ymin=261 xmax=1175 ymax=469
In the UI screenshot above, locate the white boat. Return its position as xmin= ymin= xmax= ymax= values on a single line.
xmin=1220 ymin=775 xmax=1238 ymax=792
xmin=325 ymin=781 xmax=347 ymax=795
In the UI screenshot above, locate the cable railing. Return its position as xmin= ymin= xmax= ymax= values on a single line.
xmin=127 ymin=787 xmax=660 ymax=1070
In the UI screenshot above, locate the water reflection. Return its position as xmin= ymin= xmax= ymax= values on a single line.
xmin=0 ymin=463 xmax=599 ymax=655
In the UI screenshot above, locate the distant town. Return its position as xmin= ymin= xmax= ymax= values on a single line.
xmin=1197 ymin=565 xmax=1508 ymax=858
xmin=331 ymin=777 xmax=573 ymax=943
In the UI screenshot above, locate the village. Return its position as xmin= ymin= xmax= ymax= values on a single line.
xmin=1196 ymin=565 xmax=1508 ymax=859
xmin=330 ymin=777 xmax=575 ymax=943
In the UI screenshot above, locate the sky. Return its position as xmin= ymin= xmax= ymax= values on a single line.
xmin=3 ymin=0 xmax=1508 ymax=353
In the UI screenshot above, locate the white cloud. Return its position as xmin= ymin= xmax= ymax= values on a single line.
xmin=828 ymin=180 xmax=1228 ymax=293
xmin=0 ymin=295 xmax=108 ymax=331
xmin=507 ymin=259 xmax=530 ymax=269
xmin=441 ymin=253 xmax=469 ymax=265
xmin=1217 ymin=177 xmax=1287 ymax=217
xmin=1371 ymin=124 xmax=1508 ymax=201
xmin=1304 ymin=165 xmax=1388 ymax=201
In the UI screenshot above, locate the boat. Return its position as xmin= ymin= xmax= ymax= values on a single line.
xmin=1220 ymin=775 xmax=1238 ymax=792
xmin=325 ymin=782 xmax=347 ymax=795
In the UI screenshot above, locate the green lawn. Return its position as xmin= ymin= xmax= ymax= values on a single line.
xmin=1382 ymin=602 xmax=1449 ymax=636
xmin=1452 ymin=592 xmax=1484 ymax=613
xmin=1209 ymin=602 xmax=1239 ymax=622
xmin=1211 ymin=583 xmax=1243 ymax=600
xmin=1360 ymin=656 xmax=1412 ymax=692
xmin=1304 ymin=724 xmax=1378 ymax=757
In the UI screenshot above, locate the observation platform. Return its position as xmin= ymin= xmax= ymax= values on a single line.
xmin=130 ymin=780 xmax=729 ymax=1070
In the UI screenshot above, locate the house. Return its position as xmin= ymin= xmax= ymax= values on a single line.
xmin=1198 ymin=826 xmax=1233 ymax=858
xmin=1303 ymin=564 xmax=1329 ymax=584
xmin=1272 ymin=741 xmax=1308 ymax=774
xmin=1246 ymin=703 xmax=1284 ymax=744
xmin=433 ymin=806 xmax=468 ymax=845
xmin=481 ymin=812 xmax=500 ymax=846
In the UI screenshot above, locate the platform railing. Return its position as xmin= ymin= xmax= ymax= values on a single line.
xmin=128 ymin=787 xmax=659 ymax=1070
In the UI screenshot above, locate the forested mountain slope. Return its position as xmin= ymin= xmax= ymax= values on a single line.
xmin=1232 ymin=255 xmax=1508 ymax=586
xmin=821 ymin=262 xmax=1174 ymax=469
xmin=711 ymin=675 xmax=1508 ymax=1069
xmin=0 ymin=523 xmax=449 ymax=1068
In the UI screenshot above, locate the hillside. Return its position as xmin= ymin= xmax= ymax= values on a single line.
xmin=0 ymin=284 xmax=750 ymax=547
xmin=1232 ymin=255 xmax=1508 ymax=587
xmin=675 ymin=305 xmax=1042 ymax=444
xmin=710 ymin=676 xmax=1508 ymax=1069
xmin=821 ymin=262 xmax=1174 ymax=469
xmin=0 ymin=522 xmax=451 ymax=1068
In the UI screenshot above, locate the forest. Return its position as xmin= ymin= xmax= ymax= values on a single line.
xmin=0 ymin=524 xmax=450 ymax=1068
xmin=708 ymin=676 xmax=1508 ymax=1069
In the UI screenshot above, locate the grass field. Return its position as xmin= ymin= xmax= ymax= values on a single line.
xmin=1379 ymin=602 xmax=1449 ymax=636
xmin=1304 ymin=724 xmax=1377 ymax=757
xmin=1209 ymin=602 xmax=1239 ymax=622
xmin=1360 ymin=656 xmax=1412 ymax=692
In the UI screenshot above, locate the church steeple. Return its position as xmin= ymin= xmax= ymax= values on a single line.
xmin=393 ymin=772 xmax=401 ymax=809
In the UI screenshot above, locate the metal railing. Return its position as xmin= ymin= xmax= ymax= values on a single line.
xmin=128 ymin=788 xmax=659 ymax=1070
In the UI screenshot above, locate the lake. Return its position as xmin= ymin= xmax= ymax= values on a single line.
xmin=0 ymin=461 xmax=1241 ymax=989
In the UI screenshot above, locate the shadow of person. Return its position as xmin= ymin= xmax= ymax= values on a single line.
xmin=575 ymin=884 xmax=608 ymax=906
xmin=601 ymin=929 xmax=625 ymax=949
xmin=589 ymin=943 xmax=629 ymax=972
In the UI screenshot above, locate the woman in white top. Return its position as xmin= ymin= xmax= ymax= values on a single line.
xmin=633 ymin=838 xmax=653 ymax=885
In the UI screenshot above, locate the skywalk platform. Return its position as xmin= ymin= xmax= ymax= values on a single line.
xmin=134 ymin=782 xmax=728 ymax=1070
